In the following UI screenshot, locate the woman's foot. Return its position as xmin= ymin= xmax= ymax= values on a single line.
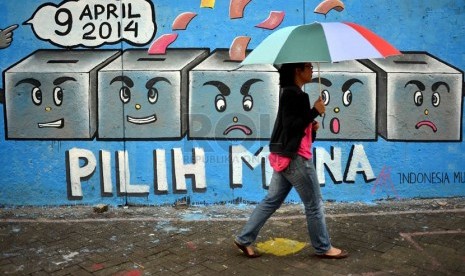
xmin=316 ymin=247 xmax=349 ymax=259
xmin=234 ymin=240 xmax=261 ymax=258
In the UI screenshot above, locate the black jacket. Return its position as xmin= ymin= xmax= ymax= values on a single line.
xmin=269 ymin=85 xmax=320 ymax=157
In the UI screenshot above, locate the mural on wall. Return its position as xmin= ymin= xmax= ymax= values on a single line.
xmin=305 ymin=60 xmax=377 ymax=140
xmin=0 ymin=24 xmax=18 ymax=50
xmin=0 ymin=0 xmax=464 ymax=206
xmin=98 ymin=49 xmax=209 ymax=139
xmin=4 ymin=50 xmax=120 ymax=139
xmin=0 ymin=24 xmax=18 ymax=104
xmin=361 ymin=52 xmax=463 ymax=141
xmin=25 ymin=0 xmax=156 ymax=48
xmin=189 ymin=50 xmax=279 ymax=140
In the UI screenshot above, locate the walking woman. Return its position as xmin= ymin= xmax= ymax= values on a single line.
xmin=234 ymin=62 xmax=348 ymax=259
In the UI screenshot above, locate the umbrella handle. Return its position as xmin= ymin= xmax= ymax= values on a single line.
xmin=317 ymin=62 xmax=324 ymax=117
xmin=317 ymin=62 xmax=321 ymax=96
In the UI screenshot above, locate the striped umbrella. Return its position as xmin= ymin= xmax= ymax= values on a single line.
xmin=241 ymin=21 xmax=401 ymax=65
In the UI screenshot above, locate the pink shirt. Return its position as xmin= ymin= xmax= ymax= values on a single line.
xmin=269 ymin=122 xmax=314 ymax=171
xmin=297 ymin=123 xmax=313 ymax=160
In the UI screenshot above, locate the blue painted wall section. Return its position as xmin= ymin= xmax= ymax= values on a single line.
xmin=0 ymin=0 xmax=464 ymax=206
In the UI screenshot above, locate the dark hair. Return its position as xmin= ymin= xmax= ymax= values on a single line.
xmin=278 ymin=63 xmax=306 ymax=87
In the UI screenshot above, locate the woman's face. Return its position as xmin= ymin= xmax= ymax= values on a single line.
xmin=296 ymin=63 xmax=313 ymax=84
xmin=303 ymin=63 xmax=313 ymax=82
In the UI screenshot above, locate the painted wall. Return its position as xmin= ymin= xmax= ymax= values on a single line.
xmin=0 ymin=0 xmax=464 ymax=206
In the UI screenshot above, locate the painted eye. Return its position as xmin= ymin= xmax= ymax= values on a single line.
xmin=321 ymin=90 xmax=330 ymax=105
xmin=243 ymin=95 xmax=253 ymax=111
xmin=120 ymin=86 xmax=130 ymax=103
xmin=414 ymin=91 xmax=423 ymax=106
xmin=342 ymin=90 xmax=352 ymax=106
xmin=54 ymin=87 xmax=63 ymax=106
xmin=148 ymin=88 xmax=158 ymax=104
xmin=215 ymin=94 xmax=226 ymax=112
xmin=432 ymin=92 xmax=440 ymax=107
xmin=31 ymin=87 xmax=42 ymax=105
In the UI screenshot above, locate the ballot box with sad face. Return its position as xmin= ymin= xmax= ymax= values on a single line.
xmin=361 ymin=52 xmax=463 ymax=141
xmin=189 ymin=50 xmax=280 ymax=140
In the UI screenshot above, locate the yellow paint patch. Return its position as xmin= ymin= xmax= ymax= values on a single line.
xmin=200 ymin=0 xmax=215 ymax=8
xmin=256 ymin=238 xmax=308 ymax=256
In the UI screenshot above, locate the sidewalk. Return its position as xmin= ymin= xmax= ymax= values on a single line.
xmin=1 ymin=198 xmax=465 ymax=275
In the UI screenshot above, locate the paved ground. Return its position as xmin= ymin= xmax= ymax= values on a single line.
xmin=1 ymin=198 xmax=465 ymax=275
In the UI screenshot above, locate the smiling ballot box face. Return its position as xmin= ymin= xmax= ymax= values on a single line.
xmin=97 ymin=49 xmax=209 ymax=139
xmin=361 ymin=52 xmax=463 ymax=141
xmin=189 ymin=50 xmax=280 ymax=140
xmin=4 ymin=50 xmax=120 ymax=139
xmin=304 ymin=60 xmax=377 ymax=140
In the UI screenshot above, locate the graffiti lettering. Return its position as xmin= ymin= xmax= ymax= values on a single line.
xmin=115 ymin=150 xmax=150 ymax=196
xmin=344 ymin=145 xmax=376 ymax=183
xmin=231 ymin=144 xmax=376 ymax=188
xmin=66 ymin=147 xmax=206 ymax=199
xmin=55 ymin=8 xmax=73 ymax=36
xmin=171 ymin=148 xmax=206 ymax=193
xmin=65 ymin=144 xmax=376 ymax=200
xmin=454 ymin=172 xmax=465 ymax=183
xmin=25 ymin=0 xmax=155 ymax=47
xmin=230 ymin=145 xmax=270 ymax=189
xmin=315 ymin=145 xmax=376 ymax=186
xmin=399 ymin=172 xmax=452 ymax=184
xmin=79 ymin=3 xmax=140 ymax=40
xmin=66 ymin=148 xmax=97 ymax=199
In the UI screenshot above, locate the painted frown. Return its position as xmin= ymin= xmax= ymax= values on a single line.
xmin=381 ymin=73 xmax=461 ymax=141
xmin=205 ymin=78 xmax=260 ymax=137
xmin=189 ymin=50 xmax=279 ymax=140
xmin=190 ymin=75 xmax=277 ymax=139
xmin=360 ymin=52 xmax=463 ymax=141
xmin=406 ymin=79 xmax=444 ymax=133
xmin=396 ymin=78 xmax=452 ymax=139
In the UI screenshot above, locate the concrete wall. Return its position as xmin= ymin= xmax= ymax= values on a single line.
xmin=0 ymin=0 xmax=464 ymax=206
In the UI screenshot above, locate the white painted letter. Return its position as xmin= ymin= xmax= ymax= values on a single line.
xmin=230 ymin=145 xmax=270 ymax=188
xmin=172 ymin=148 xmax=206 ymax=193
xmin=315 ymin=146 xmax=343 ymax=185
xmin=66 ymin=148 xmax=97 ymax=199
xmin=99 ymin=150 xmax=113 ymax=195
xmin=116 ymin=151 xmax=150 ymax=195
xmin=154 ymin=149 xmax=168 ymax=194
xmin=344 ymin=144 xmax=376 ymax=183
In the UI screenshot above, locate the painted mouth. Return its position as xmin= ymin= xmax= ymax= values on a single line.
xmin=38 ymin=118 xmax=64 ymax=128
xmin=415 ymin=120 xmax=437 ymax=132
xmin=127 ymin=114 xmax=157 ymax=125
xmin=330 ymin=117 xmax=340 ymax=134
xmin=223 ymin=124 xmax=253 ymax=135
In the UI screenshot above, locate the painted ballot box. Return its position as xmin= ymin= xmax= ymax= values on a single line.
xmin=189 ymin=50 xmax=280 ymax=140
xmin=97 ymin=49 xmax=209 ymax=139
xmin=361 ymin=52 xmax=463 ymax=141
xmin=305 ymin=60 xmax=377 ymax=140
xmin=4 ymin=50 xmax=120 ymax=139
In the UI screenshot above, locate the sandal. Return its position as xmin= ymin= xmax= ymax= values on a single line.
xmin=234 ymin=240 xmax=262 ymax=258
xmin=316 ymin=249 xmax=349 ymax=259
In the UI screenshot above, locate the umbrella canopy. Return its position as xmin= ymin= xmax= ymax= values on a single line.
xmin=241 ymin=21 xmax=401 ymax=65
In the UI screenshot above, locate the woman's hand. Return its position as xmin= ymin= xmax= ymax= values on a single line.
xmin=312 ymin=121 xmax=320 ymax=132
